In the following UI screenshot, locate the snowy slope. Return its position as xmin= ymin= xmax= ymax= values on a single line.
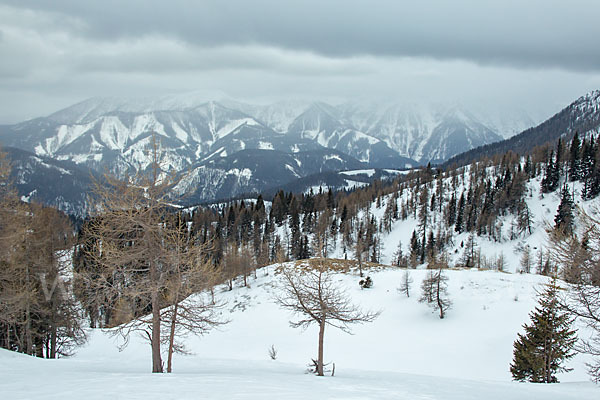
xmin=0 ymin=267 xmax=596 ymax=399
xmin=320 ymin=162 xmax=598 ymax=277
xmin=2 ymin=161 xmax=599 ymax=397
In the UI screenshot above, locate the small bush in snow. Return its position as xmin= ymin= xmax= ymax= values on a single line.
xmin=359 ymin=276 xmax=373 ymax=289
xmin=268 ymin=344 xmax=277 ymax=360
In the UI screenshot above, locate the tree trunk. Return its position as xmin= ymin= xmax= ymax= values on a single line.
xmin=25 ymin=262 xmax=33 ymax=355
xmin=50 ymin=301 xmax=57 ymax=358
xmin=167 ymin=303 xmax=178 ymax=373
xmin=358 ymin=257 xmax=363 ymax=277
xmin=25 ymin=301 xmax=33 ymax=355
xmin=436 ymin=274 xmax=444 ymax=319
xmin=50 ymin=324 xmax=57 ymax=359
xmin=545 ymin=317 xmax=554 ymax=383
xmin=34 ymin=335 xmax=43 ymax=358
xmin=317 ymin=319 xmax=325 ymax=376
xmin=151 ymin=291 xmax=163 ymax=373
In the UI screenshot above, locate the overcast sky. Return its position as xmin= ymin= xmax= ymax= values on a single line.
xmin=1 ymin=0 xmax=600 ymax=123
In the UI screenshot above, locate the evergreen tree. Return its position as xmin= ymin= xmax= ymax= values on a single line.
xmin=409 ymin=230 xmax=420 ymax=267
xmin=568 ymin=132 xmax=582 ymax=181
xmin=446 ymin=192 xmax=456 ymax=226
xmin=454 ymin=192 xmax=465 ymax=233
xmin=554 ymin=185 xmax=574 ymax=234
xmin=581 ymin=136 xmax=597 ymax=198
xmin=289 ymin=197 xmax=301 ymax=259
xmin=524 ymin=155 xmax=533 ymax=177
xmin=541 ymin=150 xmax=559 ymax=193
xmin=510 ymin=277 xmax=577 ymax=383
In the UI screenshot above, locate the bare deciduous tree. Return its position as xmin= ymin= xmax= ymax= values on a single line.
xmin=398 ymin=270 xmax=413 ymax=298
xmin=274 ymin=259 xmax=379 ymax=376
xmin=549 ymin=207 xmax=600 ymax=381
xmin=1 ymin=148 xmax=85 ymax=357
xmin=78 ymin=138 xmax=224 ymax=373
xmin=160 ymin=214 xmax=227 ymax=373
xmin=420 ymin=268 xmax=452 ymax=319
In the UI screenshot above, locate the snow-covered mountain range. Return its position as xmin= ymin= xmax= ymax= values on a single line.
xmin=0 ymin=95 xmax=536 ymax=175
xmin=5 ymin=91 xmax=598 ymax=208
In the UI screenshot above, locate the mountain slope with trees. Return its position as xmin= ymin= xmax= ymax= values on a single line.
xmin=445 ymin=90 xmax=600 ymax=168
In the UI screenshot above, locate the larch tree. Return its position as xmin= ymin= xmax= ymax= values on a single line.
xmin=160 ymin=213 xmax=227 ymax=373
xmin=419 ymin=264 xmax=452 ymax=319
xmin=549 ymin=207 xmax=600 ymax=381
xmin=78 ymin=137 xmax=223 ymax=373
xmin=0 ymin=148 xmax=85 ymax=357
xmin=81 ymin=157 xmax=172 ymax=372
xmin=398 ymin=270 xmax=413 ymax=298
xmin=275 ymin=259 xmax=379 ymax=376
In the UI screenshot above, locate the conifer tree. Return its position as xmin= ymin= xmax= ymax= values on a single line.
xmin=510 ymin=277 xmax=577 ymax=383
xmin=554 ymin=185 xmax=574 ymax=234
xmin=446 ymin=193 xmax=456 ymax=226
xmin=419 ymin=266 xmax=451 ymax=319
xmin=409 ymin=230 xmax=420 ymax=267
xmin=275 ymin=260 xmax=379 ymax=376
xmin=568 ymin=132 xmax=582 ymax=181
xmin=541 ymin=149 xmax=560 ymax=193
xmin=398 ymin=270 xmax=413 ymax=297
xmin=516 ymin=200 xmax=534 ymax=237
xmin=454 ymin=192 xmax=465 ymax=233
xmin=581 ymin=137 xmax=595 ymax=196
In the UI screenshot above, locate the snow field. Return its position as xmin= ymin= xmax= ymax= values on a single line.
xmin=1 ymin=266 xmax=596 ymax=399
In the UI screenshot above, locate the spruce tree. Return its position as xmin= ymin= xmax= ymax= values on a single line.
xmin=541 ymin=150 xmax=559 ymax=193
xmin=554 ymin=185 xmax=574 ymax=234
xmin=454 ymin=192 xmax=465 ymax=233
xmin=568 ymin=132 xmax=581 ymax=181
xmin=510 ymin=277 xmax=577 ymax=383
xmin=409 ymin=230 xmax=420 ymax=267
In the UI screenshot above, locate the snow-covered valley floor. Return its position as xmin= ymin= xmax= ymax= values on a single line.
xmin=1 ymin=267 xmax=598 ymax=399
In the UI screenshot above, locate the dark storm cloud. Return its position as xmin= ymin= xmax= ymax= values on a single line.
xmin=4 ymin=0 xmax=600 ymax=72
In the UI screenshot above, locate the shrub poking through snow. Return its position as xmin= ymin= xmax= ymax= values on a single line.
xmin=359 ymin=276 xmax=373 ymax=289
xmin=268 ymin=344 xmax=277 ymax=360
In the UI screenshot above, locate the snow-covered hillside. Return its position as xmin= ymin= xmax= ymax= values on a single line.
xmin=2 ymin=156 xmax=599 ymax=398
xmin=356 ymin=175 xmax=591 ymax=273
xmin=0 ymin=266 xmax=596 ymax=399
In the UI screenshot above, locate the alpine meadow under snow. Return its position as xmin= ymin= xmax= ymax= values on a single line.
xmin=0 ymin=268 xmax=597 ymax=399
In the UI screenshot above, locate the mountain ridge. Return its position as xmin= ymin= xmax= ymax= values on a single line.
xmin=444 ymin=90 xmax=600 ymax=168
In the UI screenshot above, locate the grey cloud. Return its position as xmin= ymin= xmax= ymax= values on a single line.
xmin=72 ymin=42 xmax=373 ymax=77
xmin=0 ymin=1 xmax=599 ymax=124
xmin=3 ymin=0 xmax=600 ymax=72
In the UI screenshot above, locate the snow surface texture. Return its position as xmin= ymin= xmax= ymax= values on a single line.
xmin=0 ymin=267 xmax=597 ymax=399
